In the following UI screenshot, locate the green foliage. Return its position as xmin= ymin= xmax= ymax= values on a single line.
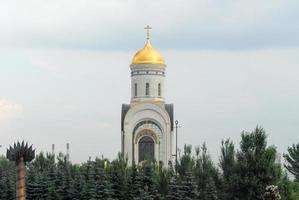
xmin=166 ymin=176 xmax=182 ymax=200
xmin=0 ymin=127 xmax=297 ymax=199
xmin=180 ymin=171 xmax=198 ymax=200
xmin=219 ymin=139 xmax=237 ymax=199
xmin=193 ymin=144 xmax=219 ymax=200
xmin=284 ymin=143 xmax=299 ymax=181
xmin=109 ymin=153 xmax=129 ymax=200
xmin=233 ymin=127 xmax=282 ymax=200
xmin=289 ymin=181 xmax=299 ymax=200
xmin=277 ymin=172 xmax=293 ymax=200
xmin=177 ymin=145 xmax=194 ymax=178
xmin=0 ymin=157 xmax=15 ymax=200
xmin=156 ymin=164 xmax=170 ymax=198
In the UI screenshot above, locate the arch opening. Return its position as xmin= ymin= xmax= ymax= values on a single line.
xmin=138 ymin=136 xmax=154 ymax=162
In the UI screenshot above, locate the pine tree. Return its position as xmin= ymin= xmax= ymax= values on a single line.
xmin=177 ymin=145 xmax=194 ymax=179
xmin=108 ymin=153 xmax=129 ymax=200
xmin=27 ymin=173 xmax=48 ymax=200
xmin=92 ymin=160 xmax=113 ymax=200
xmin=142 ymin=163 xmax=161 ymax=199
xmin=179 ymin=171 xmax=198 ymax=200
xmin=219 ymin=139 xmax=237 ymax=199
xmin=84 ymin=161 xmax=97 ymax=200
xmin=127 ymin=163 xmax=138 ymax=199
xmin=131 ymin=164 xmax=144 ymax=200
xmin=55 ymin=153 xmax=76 ymax=200
xmin=62 ymin=169 xmax=76 ymax=200
xmin=47 ymin=185 xmax=61 ymax=200
xmin=278 ymin=172 xmax=293 ymax=200
xmin=45 ymin=154 xmax=61 ymax=200
xmin=156 ymin=164 xmax=170 ymax=198
xmin=55 ymin=169 xmax=65 ymax=199
xmin=0 ymin=157 xmax=15 ymax=200
xmin=193 ymin=144 xmax=219 ymax=200
xmin=47 ymin=168 xmax=61 ymax=199
xmin=234 ymin=127 xmax=281 ymax=200
xmin=166 ymin=176 xmax=182 ymax=200
xmin=73 ymin=172 xmax=86 ymax=200
xmin=110 ymin=167 xmax=124 ymax=199
xmin=96 ymin=170 xmax=113 ymax=199
xmin=283 ymin=142 xmax=299 ymax=181
xmin=0 ymin=175 xmax=15 ymax=200
xmin=200 ymin=177 xmax=218 ymax=200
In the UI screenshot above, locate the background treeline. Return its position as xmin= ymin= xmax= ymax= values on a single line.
xmin=0 ymin=127 xmax=298 ymax=200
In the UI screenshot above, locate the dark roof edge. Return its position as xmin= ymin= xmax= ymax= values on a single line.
xmin=121 ymin=104 xmax=130 ymax=131
xmin=165 ymin=104 xmax=174 ymax=131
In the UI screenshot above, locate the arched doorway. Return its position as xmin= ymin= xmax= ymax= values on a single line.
xmin=138 ymin=136 xmax=155 ymax=162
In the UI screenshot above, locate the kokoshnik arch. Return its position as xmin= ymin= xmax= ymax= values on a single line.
xmin=121 ymin=26 xmax=174 ymax=166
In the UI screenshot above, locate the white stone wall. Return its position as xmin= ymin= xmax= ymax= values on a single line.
xmin=130 ymin=64 xmax=166 ymax=102
xmin=123 ymin=103 xmax=172 ymax=166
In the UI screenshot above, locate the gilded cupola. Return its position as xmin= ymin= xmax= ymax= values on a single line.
xmin=132 ymin=40 xmax=165 ymax=65
xmin=131 ymin=25 xmax=165 ymax=65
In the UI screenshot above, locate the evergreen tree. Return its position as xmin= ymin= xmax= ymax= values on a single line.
xmin=128 ymin=163 xmax=142 ymax=199
xmin=73 ymin=171 xmax=86 ymax=200
xmin=278 ymin=172 xmax=293 ymax=200
xmin=96 ymin=169 xmax=113 ymax=199
xmin=200 ymin=177 xmax=218 ymax=200
xmin=62 ymin=168 xmax=76 ymax=200
xmin=55 ymin=153 xmax=76 ymax=200
xmin=27 ymin=173 xmax=48 ymax=200
xmin=156 ymin=164 xmax=170 ymax=198
xmin=289 ymin=181 xmax=299 ymax=200
xmin=86 ymin=162 xmax=97 ymax=200
xmin=27 ymin=154 xmax=50 ymax=200
xmin=219 ymin=139 xmax=237 ymax=199
xmin=47 ymin=185 xmax=61 ymax=200
xmin=283 ymin=142 xmax=299 ymax=181
xmin=177 ymin=145 xmax=194 ymax=179
xmin=193 ymin=144 xmax=219 ymax=200
xmin=0 ymin=157 xmax=15 ymax=200
xmin=0 ymin=130 xmax=294 ymax=200
xmin=179 ymin=171 xmax=198 ymax=200
xmin=234 ymin=127 xmax=281 ymax=200
xmin=142 ymin=163 xmax=160 ymax=199
xmin=46 ymin=158 xmax=61 ymax=200
xmin=0 ymin=175 xmax=15 ymax=200
xmin=166 ymin=176 xmax=182 ymax=200
xmin=109 ymin=153 xmax=128 ymax=200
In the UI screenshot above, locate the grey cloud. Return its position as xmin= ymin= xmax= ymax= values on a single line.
xmin=0 ymin=1 xmax=298 ymax=50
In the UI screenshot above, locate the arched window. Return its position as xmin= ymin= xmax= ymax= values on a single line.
xmin=158 ymin=83 xmax=161 ymax=96
xmin=134 ymin=83 xmax=137 ymax=97
xmin=146 ymin=83 xmax=149 ymax=96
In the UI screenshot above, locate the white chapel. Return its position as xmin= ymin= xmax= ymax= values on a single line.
xmin=121 ymin=27 xmax=174 ymax=166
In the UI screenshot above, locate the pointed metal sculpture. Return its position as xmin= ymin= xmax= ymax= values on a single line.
xmin=6 ymin=141 xmax=35 ymax=200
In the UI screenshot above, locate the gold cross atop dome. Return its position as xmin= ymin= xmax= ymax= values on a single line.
xmin=144 ymin=25 xmax=152 ymax=40
xmin=131 ymin=25 xmax=165 ymax=65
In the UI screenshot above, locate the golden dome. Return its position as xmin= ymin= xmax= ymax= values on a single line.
xmin=132 ymin=40 xmax=165 ymax=65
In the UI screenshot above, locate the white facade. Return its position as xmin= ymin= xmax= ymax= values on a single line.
xmin=121 ymin=63 xmax=174 ymax=166
xmin=130 ymin=64 xmax=165 ymax=102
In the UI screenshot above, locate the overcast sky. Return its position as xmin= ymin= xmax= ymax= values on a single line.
xmin=0 ymin=0 xmax=299 ymax=163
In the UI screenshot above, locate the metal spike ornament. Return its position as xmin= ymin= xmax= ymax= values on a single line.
xmin=6 ymin=141 xmax=35 ymax=200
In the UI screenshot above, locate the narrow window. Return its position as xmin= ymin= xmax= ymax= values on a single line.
xmin=146 ymin=83 xmax=149 ymax=96
xmin=158 ymin=83 xmax=161 ymax=96
xmin=134 ymin=83 xmax=137 ymax=97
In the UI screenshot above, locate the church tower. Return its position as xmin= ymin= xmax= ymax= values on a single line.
xmin=121 ymin=26 xmax=174 ymax=166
